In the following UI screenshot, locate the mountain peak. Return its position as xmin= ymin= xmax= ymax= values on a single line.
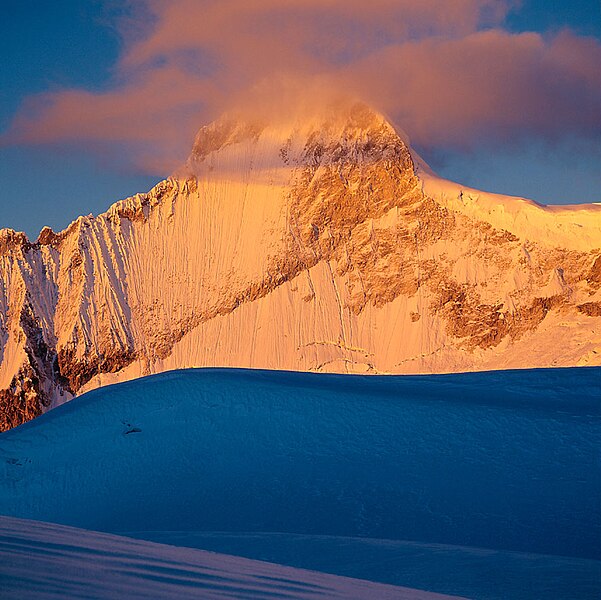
xmin=1 ymin=98 xmax=600 ymax=432
xmin=184 ymin=101 xmax=412 ymax=181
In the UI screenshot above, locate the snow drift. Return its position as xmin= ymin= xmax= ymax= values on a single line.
xmin=1 ymin=515 xmax=462 ymax=600
xmin=1 ymin=367 xmax=599 ymax=598
xmin=1 ymin=367 xmax=599 ymax=559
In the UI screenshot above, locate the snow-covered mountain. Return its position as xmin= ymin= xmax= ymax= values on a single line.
xmin=1 ymin=102 xmax=600 ymax=430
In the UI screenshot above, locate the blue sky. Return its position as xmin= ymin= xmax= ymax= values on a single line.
xmin=1 ymin=0 xmax=600 ymax=238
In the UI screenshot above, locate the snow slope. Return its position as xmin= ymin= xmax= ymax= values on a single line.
xmin=1 ymin=368 xmax=599 ymax=560
xmin=1 ymin=367 xmax=599 ymax=598
xmin=134 ymin=531 xmax=601 ymax=600
xmin=0 ymin=516 xmax=461 ymax=600
xmin=1 ymin=102 xmax=600 ymax=430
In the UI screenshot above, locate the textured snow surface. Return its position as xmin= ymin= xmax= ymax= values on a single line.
xmin=1 ymin=368 xmax=599 ymax=555
xmin=134 ymin=532 xmax=601 ymax=600
xmin=1 ymin=367 xmax=599 ymax=598
xmin=0 ymin=516 xmax=460 ymax=600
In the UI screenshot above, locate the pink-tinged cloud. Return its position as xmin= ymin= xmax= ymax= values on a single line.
xmin=3 ymin=0 xmax=600 ymax=173
xmin=349 ymin=29 xmax=601 ymax=147
xmin=121 ymin=0 xmax=512 ymax=69
xmin=4 ymin=67 xmax=217 ymax=172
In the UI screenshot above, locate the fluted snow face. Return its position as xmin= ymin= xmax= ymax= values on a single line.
xmin=1 ymin=104 xmax=600 ymax=430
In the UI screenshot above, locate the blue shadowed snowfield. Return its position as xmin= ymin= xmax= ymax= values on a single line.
xmin=1 ymin=367 xmax=600 ymax=598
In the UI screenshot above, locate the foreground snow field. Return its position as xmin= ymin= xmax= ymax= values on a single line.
xmin=0 ymin=516 xmax=462 ymax=599
xmin=1 ymin=367 xmax=600 ymax=598
xmin=132 ymin=531 xmax=601 ymax=600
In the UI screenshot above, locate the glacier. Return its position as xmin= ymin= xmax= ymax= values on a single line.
xmin=1 ymin=366 xmax=599 ymax=598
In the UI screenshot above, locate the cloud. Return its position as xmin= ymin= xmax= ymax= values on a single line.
xmin=348 ymin=29 xmax=601 ymax=147
xmin=120 ymin=0 xmax=510 ymax=69
xmin=5 ymin=66 xmax=217 ymax=172
xmin=3 ymin=0 xmax=600 ymax=173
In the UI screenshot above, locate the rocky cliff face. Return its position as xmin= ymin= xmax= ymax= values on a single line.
xmin=1 ymin=103 xmax=600 ymax=430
